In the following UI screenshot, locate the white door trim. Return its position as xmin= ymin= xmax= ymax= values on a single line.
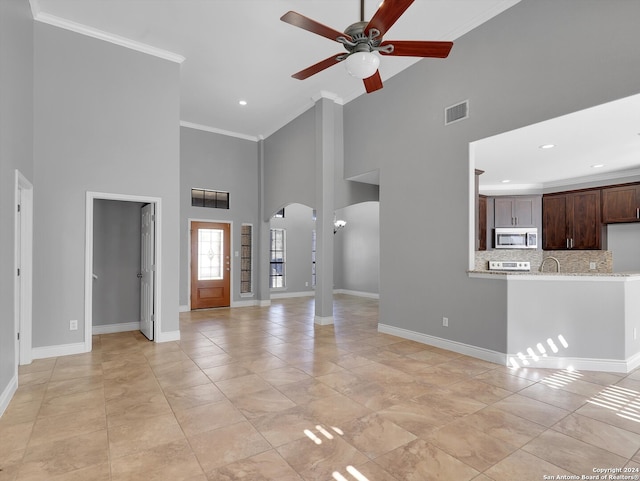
xmin=85 ymin=192 xmax=162 ymax=349
xmin=187 ymin=218 xmax=233 ymax=310
xmin=15 ymin=170 xmax=33 ymax=366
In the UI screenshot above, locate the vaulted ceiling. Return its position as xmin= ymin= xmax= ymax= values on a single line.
xmin=32 ymin=0 xmax=520 ymax=140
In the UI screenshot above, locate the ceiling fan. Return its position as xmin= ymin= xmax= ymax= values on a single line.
xmin=280 ymin=0 xmax=453 ymax=93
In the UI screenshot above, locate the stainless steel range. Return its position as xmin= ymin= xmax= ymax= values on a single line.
xmin=488 ymin=260 xmax=531 ymax=271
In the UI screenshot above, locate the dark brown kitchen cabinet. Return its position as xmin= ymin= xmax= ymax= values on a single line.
xmin=602 ymin=183 xmax=640 ymax=223
xmin=478 ymin=195 xmax=487 ymax=251
xmin=494 ymin=196 xmax=538 ymax=227
xmin=542 ymin=190 xmax=602 ymax=250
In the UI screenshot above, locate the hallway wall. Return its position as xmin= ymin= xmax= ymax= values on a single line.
xmin=0 ymin=0 xmax=34 ymax=412
xmin=92 ymin=200 xmax=144 ymax=330
xmin=33 ymin=22 xmax=181 ymax=348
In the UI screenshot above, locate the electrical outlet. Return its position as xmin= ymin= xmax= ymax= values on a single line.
xmin=589 ymin=262 xmax=597 ymax=270
xmin=442 ymin=317 xmax=449 ymax=327
xmin=69 ymin=319 xmax=78 ymax=331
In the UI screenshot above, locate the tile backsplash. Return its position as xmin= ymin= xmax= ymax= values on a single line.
xmin=475 ymin=250 xmax=612 ymax=273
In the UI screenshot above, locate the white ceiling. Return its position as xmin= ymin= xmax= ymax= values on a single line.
xmin=32 ymin=0 xmax=520 ymax=140
xmin=475 ymin=93 xmax=640 ymax=194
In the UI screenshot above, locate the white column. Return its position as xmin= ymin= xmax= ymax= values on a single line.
xmin=314 ymin=97 xmax=335 ymax=325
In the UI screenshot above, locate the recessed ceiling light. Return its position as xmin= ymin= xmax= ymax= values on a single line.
xmin=238 ymin=100 xmax=247 ymax=106
xmin=591 ymin=164 xmax=604 ymax=168
xmin=539 ymin=144 xmax=555 ymax=149
xmin=501 ymin=179 xmax=511 ymax=183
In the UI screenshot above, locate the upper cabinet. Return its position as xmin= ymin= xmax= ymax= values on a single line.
xmin=494 ymin=196 xmax=539 ymax=227
xmin=478 ymin=195 xmax=487 ymax=251
xmin=602 ymin=184 xmax=640 ymax=223
xmin=543 ymin=190 xmax=602 ymax=250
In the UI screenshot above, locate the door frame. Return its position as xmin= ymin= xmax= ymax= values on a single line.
xmin=187 ymin=218 xmax=233 ymax=309
xmin=85 ymin=192 xmax=162 ymax=349
xmin=14 ymin=170 xmax=33 ymax=366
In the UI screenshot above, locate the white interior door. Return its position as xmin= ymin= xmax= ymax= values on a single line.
xmin=140 ymin=203 xmax=155 ymax=340
xmin=15 ymin=170 xmax=32 ymax=365
xmin=16 ymin=188 xmax=22 ymax=365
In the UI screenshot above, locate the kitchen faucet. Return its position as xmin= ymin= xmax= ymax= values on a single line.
xmin=539 ymin=256 xmax=560 ymax=273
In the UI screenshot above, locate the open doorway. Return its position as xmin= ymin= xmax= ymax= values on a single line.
xmin=92 ymin=199 xmax=145 ymax=336
xmin=85 ymin=192 xmax=162 ymax=349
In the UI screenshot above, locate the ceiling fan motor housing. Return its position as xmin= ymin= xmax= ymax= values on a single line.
xmin=342 ymin=22 xmax=382 ymax=53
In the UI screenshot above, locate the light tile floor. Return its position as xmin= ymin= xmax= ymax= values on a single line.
xmin=2 ymin=295 xmax=640 ymax=480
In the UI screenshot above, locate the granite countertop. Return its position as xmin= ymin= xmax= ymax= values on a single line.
xmin=468 ymin=270 xmax=640 ymax=277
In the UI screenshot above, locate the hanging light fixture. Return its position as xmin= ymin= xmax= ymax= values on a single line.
xmin=344 ymin=51 xmax=380 ymax=79
xmin=333 ymin=219 xmax=347 ymax=234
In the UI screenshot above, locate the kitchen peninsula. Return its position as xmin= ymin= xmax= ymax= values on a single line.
xmin=468 ymin=264 xmax=640 ymax=374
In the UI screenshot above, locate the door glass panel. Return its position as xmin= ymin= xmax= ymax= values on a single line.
xmin=198 ymin=228 xmax=223 ymax=280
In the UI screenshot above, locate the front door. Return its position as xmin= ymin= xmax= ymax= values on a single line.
xmin=140 ymin=203 xmax=155 ymax=340
xmin=190 ymin=221 xmax=231 ymax=309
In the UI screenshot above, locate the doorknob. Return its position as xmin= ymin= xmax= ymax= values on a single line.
xmin=137 ymin=273 xmax=143 ymax=278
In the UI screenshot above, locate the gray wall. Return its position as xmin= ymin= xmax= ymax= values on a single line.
xmin=92 ymin=200 xmax=144 ymax=327
xmin=266 ymin=201 xmax=381 ymax=297
xmin=264 ymin=108 xmax=316 ymax=218
xmin=0 ymin=0 xmax=34 ymax=404
xmin=334 ymin=202 xmax=380 ymax=295
xmin=264 ymin=102 xmax=379 ymax=219
xmin=608 ymin=223 xmax=640 ymax=273
xmin=343 ymin=0 xmax=640 ymax=353
xmin=179 ymin=126 xmax=259 ymax=306
xmin=33 ymin=23 xmax=181 ymax=346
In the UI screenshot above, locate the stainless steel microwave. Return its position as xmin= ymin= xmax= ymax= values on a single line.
xmin=494 ymin=227 xmax=538 ymax=249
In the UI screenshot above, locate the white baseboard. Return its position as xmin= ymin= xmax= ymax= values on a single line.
xmin=315 ymin=315 xmax=334 ymax=326
xmin=334 ymin=289 xmax=379 ymax=299
xmin=626 ymin=351 xmax=640 ymax=372
xmin=231 ymin=299 xmax=258 ymax=308
xmin=379 ymin=323 xmax=637 ymax=373
xmin=378 ymin=324 xmax=507 ymax=366
xmin=0 ymin=374 xmax=18 ymax=418
xmin=156 ymin=330 xmax=180 ymax=342
xmin=179 ymin=305 xmax=190 ymax=312
xmin=270 ymin=290 xmax=315 ymax=299
xmin=92 ymin=322 xmax=140 ymax=335
xmin=258 ymin=300 xmax=271 ymax=307
xmin=507 ymin=352 xmax=633 ymax=373
xmin=32 ymin=342 xmax=88 ymax=360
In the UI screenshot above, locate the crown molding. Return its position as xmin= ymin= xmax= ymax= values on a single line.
xmin=30 ymin=1 xmax=184 ymax=64
xmin=481 ymin=167 xmax=640 ymax=195
xmin=312 ymin=90 xmax=345 ymax=105
xmin=542 ymin=167 xmax=640 ymax=190
xmin=180 ymin=121 xmax=259 ymax=142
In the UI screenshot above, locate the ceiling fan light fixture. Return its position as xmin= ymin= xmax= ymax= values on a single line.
xmin=345 ymin=51 xmax=380 ymax=79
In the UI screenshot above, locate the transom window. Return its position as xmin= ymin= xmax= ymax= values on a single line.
xmin=191 ymin=188 xmax=229 ymax=209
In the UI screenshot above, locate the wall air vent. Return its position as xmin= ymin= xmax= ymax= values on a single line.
xmin=444 ymin=100 xmax=469 ymax=125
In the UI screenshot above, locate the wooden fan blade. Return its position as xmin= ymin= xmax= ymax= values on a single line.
xmin=380 ymin=40 xmax=453 ymax=58
xmin=365 ymin=0 xmax=414 ymax=38
xmin=292 ymin=54 xmax=344 ymax=80
xmin=363 ymin=70 xmax=383 ymax=93
xmin=281 ymin=11 xmax=352 ymax=43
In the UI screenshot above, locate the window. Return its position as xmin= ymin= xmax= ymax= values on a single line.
xmin=197 ymin=228 xmax=223 ymax=280
xmin=311 ymin=229 xmax=316 ymax=287
xmin=270 ymin=228 xmax=285 ymax=288
xmin=240 ymin=224 xmax=252 ymax=294
xmin=191 ymin=188 xmax=229 ymax=209
xmin=273 ymin=208 xmax=285 ymax=218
